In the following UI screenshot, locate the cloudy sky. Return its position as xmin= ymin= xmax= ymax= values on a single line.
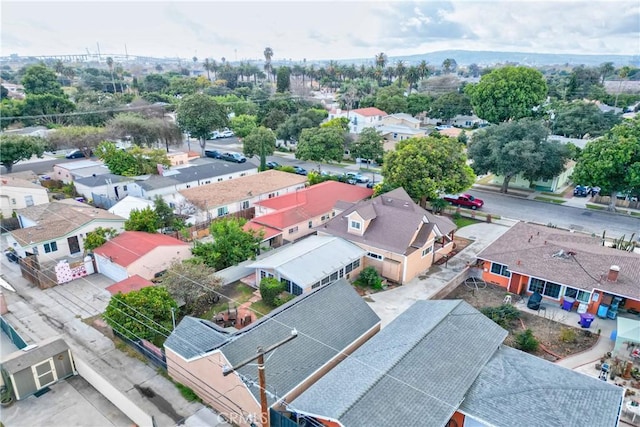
xmin=2 ymin=1 xmax=638 ymax=62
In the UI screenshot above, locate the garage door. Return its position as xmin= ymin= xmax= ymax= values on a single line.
xmin=95 ymin=254 xmax=128 ymax=282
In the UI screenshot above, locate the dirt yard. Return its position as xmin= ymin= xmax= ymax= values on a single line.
xmin=446 ymin=281 xmax=599 ymax=361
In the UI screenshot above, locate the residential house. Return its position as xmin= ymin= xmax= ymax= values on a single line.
xmin=247 ymin=235 xmax=365 ymax=295
xmin=107 ymin=195 xmax=155 ymax=220
xmin=179 ymin=170 xmax=307 ymax=224
xmin=287 ymin=299 xmax=623 ymax=427
xmin=105 ymin=275 xmax=155 ymax=295
xmin=0 ymin=82 xmax=25 ymax=99
xmin=53 ymin=160 xmax=108 ymax=184
xmin=477 ymin=221 xmax=640 ymax=316
xmin=7 ymin=200 xmax=126 ymax=262
xmin=421 ymin=113 xmax=487 ymax=128
xmin=246 ymin=181 xmax=373 ymax=245
xmin=376 ymin=113 xmax=429 ymax=151
xmin=490 ymin=160 xmax=576 ymax=192
xmin=93 ymin=231 xmax=191 ymax=282
xmin=73 ymin=173 xmax=136 ymax=201
xmin=319 ymin=187 xmax=457 ymax=284
xmin=328 ymin=107 xmax=387 ymax=134
xmin=166 ymin=151 xmax=189 ymax=166
xmin=164 ymin=278 xmax=381 ymax=427
xmin=0 ymin=176 xmax=49 ymax=217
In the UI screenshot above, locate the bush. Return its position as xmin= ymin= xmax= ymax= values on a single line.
xmin=480 ymin=304 xmax=520 ymax=329
xmin=259 ymin=277 xmax=285 ymax=307
xmin=356 ymin=267 xmax=383 ymax=290
xmin=274 ymin=293 xmax=295 ymax=307
xmin=452 ymin=211 xmax=462 ymax=220
xmin=559 ymin=327 xmax=577 ymax=343
xmin=515 ymin=329 xmax=539 ymax=353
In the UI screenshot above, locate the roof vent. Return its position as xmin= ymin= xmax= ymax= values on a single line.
xmin=552 ymin=249 xmax=569 ymax=259
xmin=607 ymin=265 xmax=620 ymax=282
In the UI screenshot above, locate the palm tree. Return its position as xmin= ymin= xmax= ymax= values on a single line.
xmin=192 ymin=56 xmax=198 ymax=70
xmin=406 ymin=66 xmax=420 ymax=94
xmin=203 ymin=58 xmax=213 ymax=81
xmin=418 ymin=60 xmax=429 ymax=81
xmin=106 ymin=56 xmax=117 ymax=93
xmin=375 ymin=52 xmax=387 ymax=69
xmin=615 ymin=66 xmax=631 ymax=108
xmin=384 ymin=66 xmax=395 ymax=84
xmin=114 ymin=64 xmax=125 ymax=93
xmin=395 ymin=60 xmax=406 ymax=87
xmin=54 ymin=59 xmax=64 ymax=76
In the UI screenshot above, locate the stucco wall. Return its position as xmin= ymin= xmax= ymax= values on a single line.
xmin=128 ymin=245 xmax=192 ymax=280
xmin=0 ymin=186 xmax=48 ymax=217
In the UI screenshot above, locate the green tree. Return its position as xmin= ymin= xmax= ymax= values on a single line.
xmin=276 ymin=109 xmax=328 ymax=143
xmin=406 ymin=93 xmax=433 ymax=116
xmin=125 ymin=207 xmax=160 ymax=232
xmin=468 ymin=119 xmax=570 ymax=193
xmin=374 ymin=86 xmax=407 ymax=114
xmin=83 ymin=227 xmax=117 ymax=253
xmin=465 ymin=66 xmax=548 ymax=123
xmin=566 ymin=65 xmax=602 ymax=100
xmin=429 ymin=92 xmax=472 ymax=122
xmin=259 ymin=277 xmax=285 ymax=307
xmin=22 ymin=94 xmax=76 ymax=126
xmin=0 ymin=134 xmax=45 ymax=173
xmin=382 ymin=134 xmax=475 ymax=206
xmin=177 ymin=93 xmax=228 ymax=156
xmin=158 ymin=259 xmax=222 ymax=310
xmin=96 ymin=141 xmax=170 ymax=176
xmin=21 ymin=64 xmax=63 ymax=96
xmin=103 ymin=286 xmax=177 ymax=345
xmin=243 ymin=126 xmax=276 ymax=170
xmin=153 ymin=196 xmax=176 ymax=231
xmin=276 ymin=67 xmax=291 ymax=93
xmin=191 ymin=218 xmax=263 ymax=270
xmin=571 ymin=116 xmax=640 ymax=211
xmin=296 ymin=127 xmax=345 ymax=169
xmin=230 ymin=114 xmax=258 ymax=138
xmin=142 ymin=74 xmax=171 ymax=93
xmin=552 ymin=101 xmax=621 ymax=138
xmin=350 ymin=127 xmax=384 ymax=166
xmin=0 ymin=98 xmax=24 ymax=129
xmin=107 ymin=113 xmax=159 ymax=147
xmin=47 ymin=126 xmax=108 ymax=157
xmin=0 ymin=85 xmax=8 ymax=99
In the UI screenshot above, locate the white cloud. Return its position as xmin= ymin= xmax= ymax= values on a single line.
xmin=1 ymin=1 xmax=637 ymax=61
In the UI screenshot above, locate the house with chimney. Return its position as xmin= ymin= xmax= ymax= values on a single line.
xmin=476 ymin=221 xmax=640 ymax=317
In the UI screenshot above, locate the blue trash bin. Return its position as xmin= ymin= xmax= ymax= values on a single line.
xmin=562 ymin=297 xmax=575 ymax=311
xmin=580 ymin=313 xmax=595 ymax=328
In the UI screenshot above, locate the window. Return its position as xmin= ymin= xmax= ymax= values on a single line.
xmin=321 ymin=214 xmax=329 ymax=221
xmin=322 ymin=276 xmax=331 ymax=285
xmin=393 ymin=133 xmax=398 ymax=139
xmin=367 ymin=252 xmax=383 ymax=260
xmin=308 ymin=221 xmax=313 ymax=229
xmin=312 ymin=282 xmax=321 ymax=289
xmin=339 ymin=268 xmax=344 ymax=278
xmin=241 ymin=200 xmax=250 ymax=210
xmin=268 ymin=193 xmax=276 ymax=199
xmin=217 ymin=206 xmax=229 ymax=217
xmin=330 ymin=272 xmax=338 ymax=281
xmin=528 ymin=278 xmax=561 ymax=299
xmin=240 ymin=173 xmax=247 ymax=177
xmin=421 ymin=246 xmax=433 ymax=257
xmin=169 ymin=202 xmax=176 ymax=208
xmin=204 ymin=180 xmax=211 ymax=184
xmin=32 ymin=359 xmax=57 ymax=389
xmin=288 ymin=226 xmax=299 ymax=234
xmin=218 ymin=178 xmax=223 ymax=182
xmin=11 ymin=198 xmax=16 ymax=205
xmin=352 ymin=259 xmax=360 ymax=269
xmin=490 ymin=262 xmax=511 ymax=277
xmin=564 ymin=287 xmax=591 ymax=303
xmin=291 ymin=283 xmax=303 ymax=296
xmin=350 ymin=220 xmax=361 ymax=230
xmin=24 ymin=195 xmax=34 ymax=207
xmin=186 ymin=184 xmax=191 ymax=189
xmin=123 ymin=185 xmax=128 ymax=191
xmin=345 ymin=263 xmax=353 ymax=273
xmin=44 ymin=242 xmax=58 ymax=253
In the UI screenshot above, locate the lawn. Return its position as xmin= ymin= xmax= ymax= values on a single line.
xmin=249 ymin=300 xmax=275 ymax=318
xmin=202 ymin=282 xmax=255 ymax=320
xmin=452 ymin=216 xmax=479 ymax=229
xmin=534 ymin=196 xmax=566 ymax=204
xmin=586 ymin=203 xmax=607 ymax=211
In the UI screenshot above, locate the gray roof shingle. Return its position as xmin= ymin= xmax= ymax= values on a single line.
xmin=164 ymin=316 xmax=231 ymax=360
xmin=292 ymin=300 xmax=507 ymax=426
xmin=137 ymin=161 xmax=255 ymax=191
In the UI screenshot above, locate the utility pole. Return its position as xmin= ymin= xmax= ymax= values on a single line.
xmin=222 ymin=330 xmax=298 ymax=427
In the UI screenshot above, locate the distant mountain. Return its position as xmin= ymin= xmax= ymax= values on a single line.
xmin=332 ymin=50 xmax=639 ymax=68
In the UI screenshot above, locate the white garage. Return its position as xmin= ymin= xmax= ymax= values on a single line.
xmin=94 ymin=253 xmax=128 ymax=282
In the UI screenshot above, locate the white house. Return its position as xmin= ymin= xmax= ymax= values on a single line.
xmin=108 ymin=195 xmax=155 ymax=220
xmin=7 ymin=200 xmax=125 ymax=262
xmin=328 ymin=107 xmax=387 ymax=134
xmin=73 ymin=173 xmax=136 ymax=200
xmin=53 ymin=160 xmax=108 ymax=184
xmin=0 ymin=177 xmax=49 ymax=217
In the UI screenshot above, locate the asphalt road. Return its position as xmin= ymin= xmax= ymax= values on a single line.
xmin=472 ymin=189 xmax=640 ymax=239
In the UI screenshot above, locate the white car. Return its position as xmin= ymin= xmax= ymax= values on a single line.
xmin=220 ymin=130 xmax=234 ymax=138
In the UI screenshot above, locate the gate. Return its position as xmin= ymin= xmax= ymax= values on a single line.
xmin=0 ymin=316 xmax=28 ymax=349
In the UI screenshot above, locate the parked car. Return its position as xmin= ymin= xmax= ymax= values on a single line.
xmin=220 ymin=130 xmax=235 ymax=138
xmin=208 ymin=131 xmax=222 ymax=140
xmin=366 ymin=180 xmax=381 ymax=189
xmin=573 ymin=185 xmax=591 ymax=197
xmin=293 ymin=166 xmax=308 ymax=175
xmin=4 ymin=250 xmax=19 ymax=264
xmin=338 ymin=174 xmax=357 ymax=185
xmin=266 ymin=161 xmax=280 ymax=169
xmin=346 ymin=172 xmax=370 ymax=183
xmin=221 ymin=152 xmax=246 ymax=163
xmin=66 ymin=149 xmax=89 ymax=159
xmin=443 ymin=194 xmax=484 ymax=210
xmin=205 ymin=150 xmax=222 ymax=159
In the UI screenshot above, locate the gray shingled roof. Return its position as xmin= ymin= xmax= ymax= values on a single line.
xmin=2 ymin=337 xmax=69 ymax=374
xmin=220 ymin=278 xmax=380 ymax=405
xmin=74 ymin=173 xmax=134 ymax=187
xmin=164 ymin=316 xmax=231 ymax=360
xmin=320 ymin=187 xmax=456 ymax=255
xmin=460 ymin=345 xmax=623 ymax=427
xmin=137 ymin=161 xmax=255 ymax=191
xmin=291 ymin=300 xmax=507 ymax=427
xmin=477 ymin=221 xmax=640 ymax=299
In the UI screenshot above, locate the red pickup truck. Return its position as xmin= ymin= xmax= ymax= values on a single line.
xmin=443 ymin=193 xmax=484 ymax=210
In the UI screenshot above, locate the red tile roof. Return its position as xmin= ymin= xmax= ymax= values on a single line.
xmin=352 ymin=107 xmax=388 ymax=117
xmin=250 ymin=181 xmax=373 ymax=229
xmin=106 ymin=275 xmax=154 ymax=295
xmin=243 ymin=222 xmax=282 ymax=240
xmin=94 ymin=231 xmax=188 ymax=267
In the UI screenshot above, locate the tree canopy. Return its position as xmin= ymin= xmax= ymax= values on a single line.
xmin=124 ymin=207 xmax=160 ymax=232
xmin=467 ymin=118 xmax=571 ymax=193
xmin=572 ymin=116 xmax=640 ymax=210
xmin=242 ymin=126 xmax=276 ymax=170
xmin=0 ymin=134 xmax=45 ymax=173
xmin=158 ymin=259 xmax=222 ymax=311
xmin=350 ymin=127 xmax=384 ymax=164
xmin=96 ymin=141 xmax=170 ymax=176
xmin=296 ymin=126 xmax=345 ymax=166
xmin=551 ymin=101 xmax=621 ymax=138
xmin=21 ymin=64 xmax=64 ymax=96
xmin=429 ymin=92 xmax=472 ymax=122
xmin=191 ymin=218 xmax=263 ymax=270
xmin=382 ymin=134 xmax=475 ymax=205
xmin=83 ymin=227 xmax=118 ymax=253
xmin=229 ymin=114 xmax=258 ymax=138
xmin=465 ymin=66 xmax=547 ymax=123
xmin=47 ymin=126 xmax=108 ymax=157
xmin=177 ymin=93 xmax=228 ymax=155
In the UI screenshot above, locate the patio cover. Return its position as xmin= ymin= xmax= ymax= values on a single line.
xmin=614 ymin=316 xmax=640 ymax=352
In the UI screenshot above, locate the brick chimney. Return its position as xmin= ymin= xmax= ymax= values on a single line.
xmin=607 ymin=265 xmax=620 ymax=282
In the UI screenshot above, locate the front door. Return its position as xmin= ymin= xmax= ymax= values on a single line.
xmin=67 ymin=236 xmax=80 ymax=254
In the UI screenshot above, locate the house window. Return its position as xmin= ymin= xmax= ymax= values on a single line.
xmin=186 ymin=184 xmax=191 ymax=188
xmin=123 ymin=185 xmax=128 ymax=191
xmin=204 ymin=180 xmax=211 ymax=184
xmin=308 ymin=221 xmax=313 ymax=229
xmin=44 ymin=242 xmax=58 ymax=253
xmin=281 ymin=278 xmax=291 ymax=293
xmin=321 ymin=214 xmax=329 ymax=221
xmin=288 ymin=226 xmax=299 ymax=234
xmin=490 ymin=262 xmax=511 ymax=277
xmin=330 ymin=271 xmax=339 ymax=281
xmin=218 ymin=178 xmax=223 ymax=182
xmin=352 ymin=259 xmax=360 ymax=269
xmin=169 ymin=202 xmax=176 ymax=208
xmin=24 ymin=195 xmax=34 ymax=206
xmin=291 ymin=283 xmax=303 ymax=296
xmin=240 ymin=173 xmax=247 ymax=177
xmin=322 ymin=276 xmax=331 ymax=285
xmin=11 ymin=198 xmax=16 ymax=205
xmin=217 ymin=206 xmax=229 ymax=217
xmin=367 ymin=252 xmax=383 ymax=260
xmin=312 ymin=282 xmax=321 ymax=289
xmin=339 ymin=268 xmax=344 ymax=278
xmin=345 ymin=263 xmax=353 ymax=273
xmin=564 ymin=287 xmax=591 ymax=304
xmin=350 ymin=220 xmax=361 ymax=230
xmin=529 ymin=278 xmax=561 ymax=299
xmin=268 ymin=193 xmax=276 ymax=199
xmin=260 ymin=270 xmax=267 ymax=279
xmin=393 ymin=133 xmax=398 ymax=139
xmin=422 ymin=246 xmax=433 ymax=257
xmin=241 ymin=200 xmax=250 ymax=210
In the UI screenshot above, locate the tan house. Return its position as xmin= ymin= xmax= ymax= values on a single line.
xmin=179 ymin=170 xmax=307 ymax=223
xmin=7 ymin=200 xmax=126 ymax=262
xmin=166 ymin=151 xmax=189 ymax=166
xmin=0 ymin=176 xmax=49 ymax=217
xmin=164 ymin=278 xmax=381 ymax=427
xmin=53 ymin=160 xmax=107 ymax=184
xmin=319 ymin=187 xmax=456 ymax=284
xmin=93 ymin=231 xmax=191 ymax=282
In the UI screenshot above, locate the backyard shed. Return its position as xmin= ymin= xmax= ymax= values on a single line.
xmin=614 ymin=316 xmax=640 ymax=353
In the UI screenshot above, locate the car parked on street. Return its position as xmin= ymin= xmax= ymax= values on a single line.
xmin=573 ymin=185 xmax=592 ymax=197
xmin=266 ymin=161 xmax=280 ymax=169
xmin=220 ymin=130 xmax=235 ymax=138
xmin=205 ymin=150 xmax=222 ymax=159
xmin=346 ymin=172 xmax=370 ymax=183
xmin=66 ymin=149 xmax=90 ymax=159
xmin=221 ymin=152 xmax=246 ymax=163
xmin=293 ymin=166 xmax=307 ymax=175
xmin=443 ymin=194 xmax=484 ymax=209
